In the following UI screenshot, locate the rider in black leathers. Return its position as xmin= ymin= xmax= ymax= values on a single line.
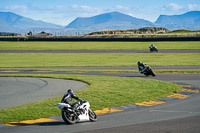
xmin=137 ymin=61 xmax=148 ymax=74
xmin=61 ymin=89 xmax=82 ymax=109
xmin=149 ymin=44 xmax=158 ymax=52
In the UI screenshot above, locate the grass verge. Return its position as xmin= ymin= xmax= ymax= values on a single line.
xmin=0 ymin=53 xmax=200 ymax=67
xmin=0 ymin=74 xmax=181 ymax=124
xmin=0 ymin=41 xmax=200 ymax=50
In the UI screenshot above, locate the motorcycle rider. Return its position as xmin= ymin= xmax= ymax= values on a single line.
xmin=137 ymin=61 xmax=148 ymax=74
xmin=57 ymin=89 xmax=97 ymax=124
xmin=149 ymin=44 xmax=158 ymax=52
xmin=61 ymin=89 xmax=82 ymax=110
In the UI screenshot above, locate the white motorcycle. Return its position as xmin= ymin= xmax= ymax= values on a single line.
xmin=57 ymin=99 xmax=97 ymax=124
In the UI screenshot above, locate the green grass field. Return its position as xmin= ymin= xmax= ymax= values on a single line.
xmin=0 ymin=41 xmax=200 ymax=50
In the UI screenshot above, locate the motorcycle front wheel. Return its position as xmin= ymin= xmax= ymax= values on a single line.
xmin=149 ymin=69 xmax=156 ymax=77
xmin=62 ymin=111 xmax=76 ymax=124
xmin=88 ymin=109 xmax=97 ymax=122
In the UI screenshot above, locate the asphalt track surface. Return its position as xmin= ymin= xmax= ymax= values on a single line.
xmin=0 ymin=49 xmax=200 ymax=133
xmin=0 ymin=77 xmax=88 ymax=109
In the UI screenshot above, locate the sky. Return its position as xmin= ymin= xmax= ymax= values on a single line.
xmin=0 ymin=0 xmax=200 ymax=26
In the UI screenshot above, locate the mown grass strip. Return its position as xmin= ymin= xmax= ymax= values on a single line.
xmin=0 ymin=74 xmax=181 ymax=124
xmin=0 ymin=41 xmax=200 ymax=50
xmin=0 ymin=53 xmax=200 ymax=67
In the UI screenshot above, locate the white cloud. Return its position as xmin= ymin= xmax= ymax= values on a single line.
xmin=105 ymin=5 xmax=134 ymax=18
xmin=69 ymin=4 xmax=102 ymax=18
xmin=4 ymin=5 xmax=28 ymax=14
xmin=161 ymin=3 xmax=186 ymax=15
xmin=188 ymin=4 xmax=200 ymax=10
xmin=71 ymin=4 xmax=101 ymax=12
xmin=72 ymin=4 xmax=79 ymax=9
xmin=168 ymin=3 xmax=183 ymax=10
xmin=114 ymin=5 xmax=130 ymax=11
xmin=163 ymin=3 xmax=200 ymax=14
xmin=80 ymin=5 xmax=91 ymax=10
xmin=108 ymin=5 xmax=132 ymax=14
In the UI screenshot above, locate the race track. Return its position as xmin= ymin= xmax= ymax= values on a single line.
xmin=0 ymin=49 xmax=199 ymax=133
xmin=0 ymin=71 xmax=199 ymax=133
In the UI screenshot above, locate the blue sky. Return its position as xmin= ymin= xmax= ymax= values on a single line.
xmin=1 ymin=0 xmax=200 ymax=26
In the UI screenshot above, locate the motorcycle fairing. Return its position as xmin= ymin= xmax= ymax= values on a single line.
xmin=76 ymin=102 xmax=90 ymax=122
xmin=56 ymin=103 xmax=71 ymax=110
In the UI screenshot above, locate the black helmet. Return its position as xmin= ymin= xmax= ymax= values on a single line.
xmin=137 ymin=61 xmax=141 ymax=65
xmin=67 ymin=89 xmax=73 ymax=93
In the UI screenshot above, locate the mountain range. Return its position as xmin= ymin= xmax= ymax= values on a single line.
xmin=66 ymin=11 xmax=155 ymax=30
xmin=155 ymin=11 xmax=200 ymax=30
xmin=0 ymin=11 xmax=200 ymax=34
xmin=0 ymin=12 xmax=63 ymax=33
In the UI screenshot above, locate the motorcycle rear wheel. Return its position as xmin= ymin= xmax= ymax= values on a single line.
xmin=62 ymin=111 xmax=76 ymax=124
xmin=89 ymin=109 xmax=97 ymax=122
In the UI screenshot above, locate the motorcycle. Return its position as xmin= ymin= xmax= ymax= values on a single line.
xmin=150 ymin=47 xmax=158 ymax=52
xmin=57 ymin=98 xmax=97 ymax=124
xmin=139 ymin=66 xmax=156 ymax=77
xmin=149 ymin=45 xmax=158 ymax=52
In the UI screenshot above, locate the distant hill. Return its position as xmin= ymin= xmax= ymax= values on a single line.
xmin=0 ymin=12 xmax=63 ymax=33
xmin=66 ymin=11 xmax=155 ymax=31
xmin=1 ymin=11 xmax=200 ymax=35
xmin=155 ymin=11 xmax=200 ymax=30
xmin=87 ymin=27 xmax=170 ymax=35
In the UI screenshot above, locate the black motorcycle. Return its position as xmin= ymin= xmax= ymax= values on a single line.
xmin=150 ymin=47 xmax=158 ymax=52
xmin=139 ymin=65 xmax=156 ymax=77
